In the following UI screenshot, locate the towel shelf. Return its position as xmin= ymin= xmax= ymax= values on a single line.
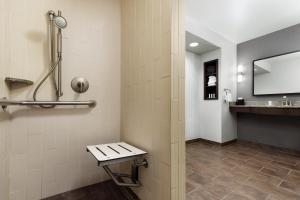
xmin=5 ymin=77 xmax=34 ymax=87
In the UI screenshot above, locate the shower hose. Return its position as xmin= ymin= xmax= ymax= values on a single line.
xmin=32 ymin=57 xmax=61 ymax=108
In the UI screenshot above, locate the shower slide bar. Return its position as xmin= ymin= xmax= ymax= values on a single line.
xmin=0 ymin=99 xmax=96 ymax=109
xmin=87 ymin=142 xmax=148 ymax=188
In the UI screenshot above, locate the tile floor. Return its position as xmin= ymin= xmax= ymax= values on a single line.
xmin=43 ymin=180 xmax=137 ymax=200
xmin=186 ymin=141 xmax=300 ymax=200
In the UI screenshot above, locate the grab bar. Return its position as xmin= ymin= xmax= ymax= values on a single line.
xmin=0 ymin=99 xmax=96 ymax=109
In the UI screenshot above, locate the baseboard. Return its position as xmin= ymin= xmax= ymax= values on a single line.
xmin=221 ymin=139 xmax=237 ymax=146
xmin=186 ymin=138 xmax=300 ymax=155
xmin=238 ymin=139 xmax=300 ymax=156
xmin=186 ymin=138 xmax=237 ymax=146
xmin=186 ymin=138 xmax=200 ymax=144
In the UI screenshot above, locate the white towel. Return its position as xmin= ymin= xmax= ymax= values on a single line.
xmin=224 ymin=93 xmax=232 ymax=103
xmin=208 ymin=76 xmax=217 ymax=86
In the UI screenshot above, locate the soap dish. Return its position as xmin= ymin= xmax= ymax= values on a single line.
xmin=5 ymin=77 xmax=34 ymax=87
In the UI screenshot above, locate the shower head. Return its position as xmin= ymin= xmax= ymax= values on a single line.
xmin=48 ymin=10 xmax=67 ymax=29
xmin=54 ymin=15 xmax=67 ymax=29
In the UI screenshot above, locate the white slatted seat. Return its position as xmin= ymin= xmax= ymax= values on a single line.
xmin=87 ymin=142 xmax=147 ymax=167
xmin=87 ymin=142 xmax=148 ymax=187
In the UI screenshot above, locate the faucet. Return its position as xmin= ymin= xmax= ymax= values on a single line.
xmin=282 ymin=96 xmax=292 ymax=107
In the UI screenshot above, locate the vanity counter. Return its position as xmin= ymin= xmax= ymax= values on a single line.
xmin=230 ymin=104 xmax=300 ymax=116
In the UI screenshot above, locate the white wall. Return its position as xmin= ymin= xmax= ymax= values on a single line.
xmin=185 ymin=52 xmax=202 ymax=141
xmin=186 ymin=17 xmax=237 ymax=143
xmin=185 ymin=50 xmax=222 ymax=142
xmin=200 ymin=50 xmax=222 ymax=142
xmin=0 ymin=0 xmax=121 ymax=199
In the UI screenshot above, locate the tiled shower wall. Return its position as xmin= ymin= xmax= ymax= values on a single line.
xmin=0 ymin=89 xmax=9 ymax=198
xmin=0 ymin=0 xmax=121 ymax=199
xmin=121 ymin=0 xmax=173 ymax=199
xmin=0 ymin=0 xmax=11 ymax=197
xmin=171 ymin=0 xmax=185 ymax=199
xmin=0 ymin=118 xmax=9 ymax=200
xmin=121 ymin=0 xmax=185 ymax=199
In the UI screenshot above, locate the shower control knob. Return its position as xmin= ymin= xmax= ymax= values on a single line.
xmin=71 ymin=77 xmax=89 ymax=93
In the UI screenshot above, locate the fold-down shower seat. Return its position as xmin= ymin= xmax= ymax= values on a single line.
xmin=87 ymin=142 xmax=148 ymax=187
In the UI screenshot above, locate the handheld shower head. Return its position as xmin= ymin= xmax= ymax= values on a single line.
xmin=54 ymin=15 xmax=67 ymax=29
xmin=48 ymin=10 xmax=67 ymax=29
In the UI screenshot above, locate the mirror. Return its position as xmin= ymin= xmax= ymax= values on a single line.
xmin=253 ymin=51 xmax=300 ymax=95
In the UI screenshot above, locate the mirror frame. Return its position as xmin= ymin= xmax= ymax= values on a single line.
xmin=252 ymin=50 xmax=300 ymax=96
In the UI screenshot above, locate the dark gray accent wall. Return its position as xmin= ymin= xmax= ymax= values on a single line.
xmin=237 ymin=24 xmax=300 ymax=151
xmin=238 ymin=23 xmax=300 ymax=100
xmin=237 ymin=114 xmax=300 ymax=151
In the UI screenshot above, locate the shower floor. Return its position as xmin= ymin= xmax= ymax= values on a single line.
xmin=43 ymin=180 xmax=138 ymax=200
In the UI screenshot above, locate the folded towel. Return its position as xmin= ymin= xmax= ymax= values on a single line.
xmin=208 ymin=76 xmax=217 ymax=85
xmin=224 ymin=93 xmax=232 ymax=103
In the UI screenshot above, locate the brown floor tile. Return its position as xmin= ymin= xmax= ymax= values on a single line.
xmin=290 ymin=170 xmax=300 ymax=178
xmin=245 ymin=159 xmax=267 ymax=169
xmin=232 ymin=184 xmax=269 ymax=200
xmin=266 ymin=196 xmax=279 ymax=200
xmin=270 ymin=155 xmax=300 ymax=167
xmin=186 ymin=141 xmax=300 ymax=200
xmin=271 ymin=160 xmax=300 ymax=171
xmin=246 ymin=178 xmax=300 ymax=200
xmin=223 ymin=157 xmax=245 ymax=167
xmin=260 ymin=165 xmax=290 ymax=179
xmin=234 ymin=163 xmax=262 ymax=175
xmin=202 ymin=175 xmax=246 ymax=199
xmin=279 ymin=175 xmax=300 ymax=194
xmin=250 ymin=172 xmax=282 ymax=186
xmin=187 ymin=172 xmax=213 ymax=187
xmin=186 ymin=181 xmax=197 ymax=194
xmin=218 ymin=168 xmax=249 ymax=184
xmin=223 ymin=193 xmax=252 ymax=200
xmin=188 ymin=163 xmax=219 ymax=179
xmin=187 ymin=187 xmax=218 ymax=200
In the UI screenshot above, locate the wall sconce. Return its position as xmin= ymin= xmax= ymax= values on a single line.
xmin=237 ymin=72 xmax=245 ymax=83
xmin=237 ymin=65 xmax=245 ymax=83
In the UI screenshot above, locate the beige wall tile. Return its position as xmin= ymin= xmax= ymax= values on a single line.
xmin=171 ymin=0 xmax=185 ymax=199
xmin=122 ymin=0 xmax=184 ymax=199
xmin=0 ymin=1 xmax=184 ymax=200
xmin=0 ymin=0 xmax=121 ymax=199
xmin=121 ymin=0 xmax=173 ymax=199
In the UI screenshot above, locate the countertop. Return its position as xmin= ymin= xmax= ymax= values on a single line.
xmin=229 ymin=101 xmax=300 ymax=116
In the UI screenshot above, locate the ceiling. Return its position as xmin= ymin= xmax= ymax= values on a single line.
xmin=186 ymin=31 xmax=219 ymax=55
xmin=186 ymin=0 xmax=300 ymax=44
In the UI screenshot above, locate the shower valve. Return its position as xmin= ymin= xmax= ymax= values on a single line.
xmin=71 ymin=77 xmax=89 ymax=93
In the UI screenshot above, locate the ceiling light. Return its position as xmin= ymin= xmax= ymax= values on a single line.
xmin=189 ymin=42 xmax=199 ymax=47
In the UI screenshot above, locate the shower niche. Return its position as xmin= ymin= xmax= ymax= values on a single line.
xmin=204 ymin=59 xmax=218 ymax=100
